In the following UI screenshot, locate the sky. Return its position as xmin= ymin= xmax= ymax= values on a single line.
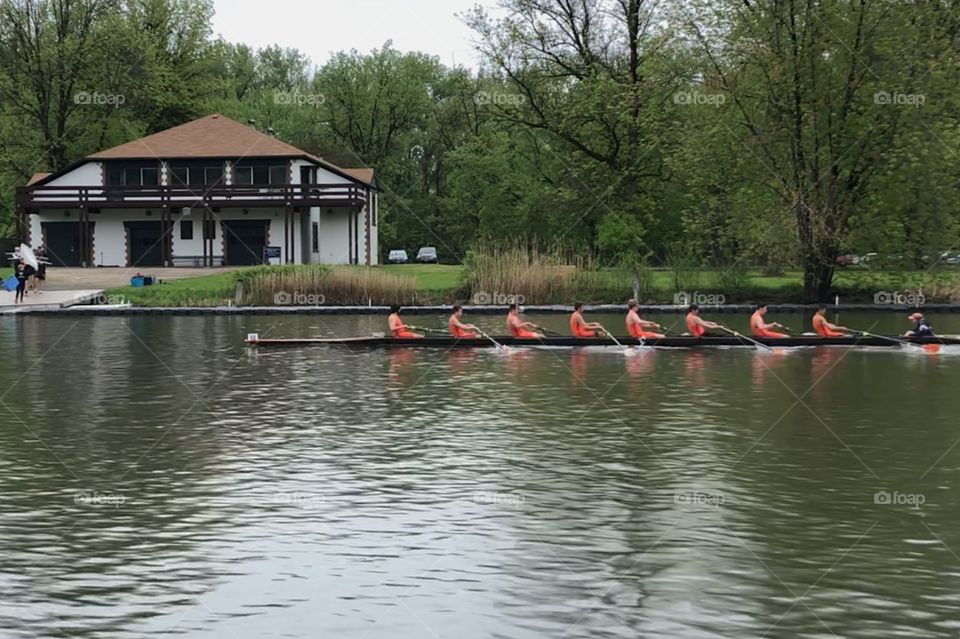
xmin=210 ymin=0 xmax=501 ymax=69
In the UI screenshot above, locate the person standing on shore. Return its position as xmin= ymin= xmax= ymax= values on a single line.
xmin=14 ymin=259 xmax=30 ymax=304
xmin=32 ymin=246 xmax=46 ymax=294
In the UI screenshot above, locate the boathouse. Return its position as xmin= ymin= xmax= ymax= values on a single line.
xmin=14 ymin=114 xmax=378 ymax=267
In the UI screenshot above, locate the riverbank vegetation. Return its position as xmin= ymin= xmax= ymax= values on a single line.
xmin=4 ymin=1 xmax=960 ymax=301
xmin=106 ymin=262 xmax=960 ymax=307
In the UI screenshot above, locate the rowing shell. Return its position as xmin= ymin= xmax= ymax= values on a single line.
xmin=244 ymin=334 xmax=959 ymax=348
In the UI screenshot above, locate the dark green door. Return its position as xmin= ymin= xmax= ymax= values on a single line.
xmin=223 ymin=220 xmax=268 ymax=266
xmin=42 ymin=221 xmax=91 ymax=266
xmin=126 ymin=222 xmax=163 ymax=267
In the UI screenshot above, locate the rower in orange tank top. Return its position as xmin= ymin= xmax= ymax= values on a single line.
xmin=507 ymin=303 xmax=543 ymax=338
xmin=448 ymin=305 xmax=480 ymax=338
xmin=570 ymin=302 xmax=604 ymax=338
xmin=388 ymin=304 xmax=423 ymax=338
xmin=750 ymin=304 xmax=788 ymax=338
xmin=685 ymin=304 xmax=719 ymax=337
xmin=626 ymin=299 xmax=664 ymax=338
xmin=812 ymin=304 xmax=848 ymax=337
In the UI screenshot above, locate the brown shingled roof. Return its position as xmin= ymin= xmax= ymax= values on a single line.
xmin=341 ymin=168 xmax=375 ymax=184
xmin=26 ymin=114 xmax=375 ymax=189
xmin=89 ymin=114 xmax=311 ymax=160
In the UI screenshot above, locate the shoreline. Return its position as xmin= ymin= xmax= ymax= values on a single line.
xmin=2 ymin=303 xmax=954 ymax=317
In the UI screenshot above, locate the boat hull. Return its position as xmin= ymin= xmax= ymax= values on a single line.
xmin=244 ymin=335 xmax=958 ymax=348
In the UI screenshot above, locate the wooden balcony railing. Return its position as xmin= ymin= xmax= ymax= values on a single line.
xmin=16 ymin=183 xmax=370 ymax=210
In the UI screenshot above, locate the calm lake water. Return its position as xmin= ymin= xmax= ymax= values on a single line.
xmin=2 ymin=311 xmax=960 ymax=638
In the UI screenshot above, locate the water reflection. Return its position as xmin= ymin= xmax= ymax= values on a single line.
xmin=0 ymin=314 xmax=960 ymax=638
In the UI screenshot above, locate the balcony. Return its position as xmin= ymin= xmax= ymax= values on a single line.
xmin=16 ymin=183 xmax=371 ymax=211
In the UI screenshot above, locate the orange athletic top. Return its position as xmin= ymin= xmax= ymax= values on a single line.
xmin=449 ymin=315 xmax=474 ymax=338
xmin=508 ymin=313 xmax=538 ymax=338
xmin=627 ymin=310 xmax=663 ymax=338
xmin=389 ymin=313 xmax=419 ymax=338
xmin=751 ymin=311 xmax=787 ymax=338
xmin=813 ymin=314 xmax=843 ymax=338
xmin=570 ymin=311 xmax=595 ymax=338
xmin=686 ymin=312 xmax=705 ymax=337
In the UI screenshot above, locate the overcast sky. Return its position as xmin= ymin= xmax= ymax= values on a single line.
xmin=210 ymin=0 xmax=500 ymax=69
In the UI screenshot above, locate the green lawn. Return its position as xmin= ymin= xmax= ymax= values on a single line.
xmin=107 ymin=270 xmax=242 ymax=307
xmin=375 ymin=263 xmax=465 ymax=292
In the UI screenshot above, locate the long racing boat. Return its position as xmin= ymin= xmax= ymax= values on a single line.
xmin=244 ymin=334 xmax=959 ymax=348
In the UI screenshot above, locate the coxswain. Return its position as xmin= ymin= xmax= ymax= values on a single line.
xmin=685 ymin=304 xmax=720 ymax=337
xmin=388 ymin=305 xmax=423 ymax=338
xmin=570 ymin=302 xmax=605 ymax=338
xmin=448 ymin=305 xmax=480 ymax=338
xmin=507 ymin=303 xmax=543 ymax=338
xmin=626 ymin=299 xmax=663 ymax=338
xmin=750 ymin=304 xmax=788 ymax=338
xmin=812 ymin=305 xmax=849 ymax=337
xmin=905 ymin=312 xmax=934 ymax=337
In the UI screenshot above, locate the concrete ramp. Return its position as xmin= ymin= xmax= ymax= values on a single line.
xmin=0 ymin=289 xmax=106 ymax=313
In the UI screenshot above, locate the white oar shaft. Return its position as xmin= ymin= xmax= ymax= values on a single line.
xmin=720 ymin=325 xmax=773 ymax=351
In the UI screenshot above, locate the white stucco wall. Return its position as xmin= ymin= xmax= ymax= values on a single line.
xmin=29 ymin=207 xmax=303 ymax=267
xmin=367 ymin=193 xmax=379 ymax=265
xmin=316 ymin=207 xmax=352 ymax=264
xmin=45 ymin=162 xmax=102 ymax=187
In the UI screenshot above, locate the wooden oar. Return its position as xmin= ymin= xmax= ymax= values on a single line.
xmin=532 ymin=325 xmax=562 ymax=337
xmin=855 ymin=329 xmax=940 ymax=353
xmin=598 ymin=325 xmax=635 ymax=353
xmin=719 ymin=325 xmax=775 ymax=352
xmin=408 ymin=325 xmax=447 ymax=335
xmin=474 ymin=327 xmax=509 ymax=351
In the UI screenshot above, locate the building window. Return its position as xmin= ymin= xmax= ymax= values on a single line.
xmin=180 ymin=220 xmax=193 ymax=240
xmin=312 ymin=221 xmax=319 ymax=253
xmin=203 ymin=220 xmax=216 ymax=240
xmin=269 ymin=165 xmax=287 ymax=185
xmin=141 ymin=168 xmax=159 ymax=186
xmin=204 ymin=166 xmax=223 ymax=185
xmin=234 ymin=166 xmax=253 ymax=185
xmin=171 ymin=167 xmax=189 ymax=186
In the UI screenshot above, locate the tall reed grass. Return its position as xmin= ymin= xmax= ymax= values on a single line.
xmin=238 ymin=265 xmax=416 ymax=305
xmin=464 ymin=245 xmax=627 ymax=304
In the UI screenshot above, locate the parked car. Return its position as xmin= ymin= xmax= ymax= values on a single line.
xmin=416 ymin=246 xmax=438 ymax=263
xmin=387 ymin=249 xmax=409 ymax=264
xmin=835 ymin=252 xmax=858 ymax=267
xmin=940 ymin=251 xmax=960 ymax=265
